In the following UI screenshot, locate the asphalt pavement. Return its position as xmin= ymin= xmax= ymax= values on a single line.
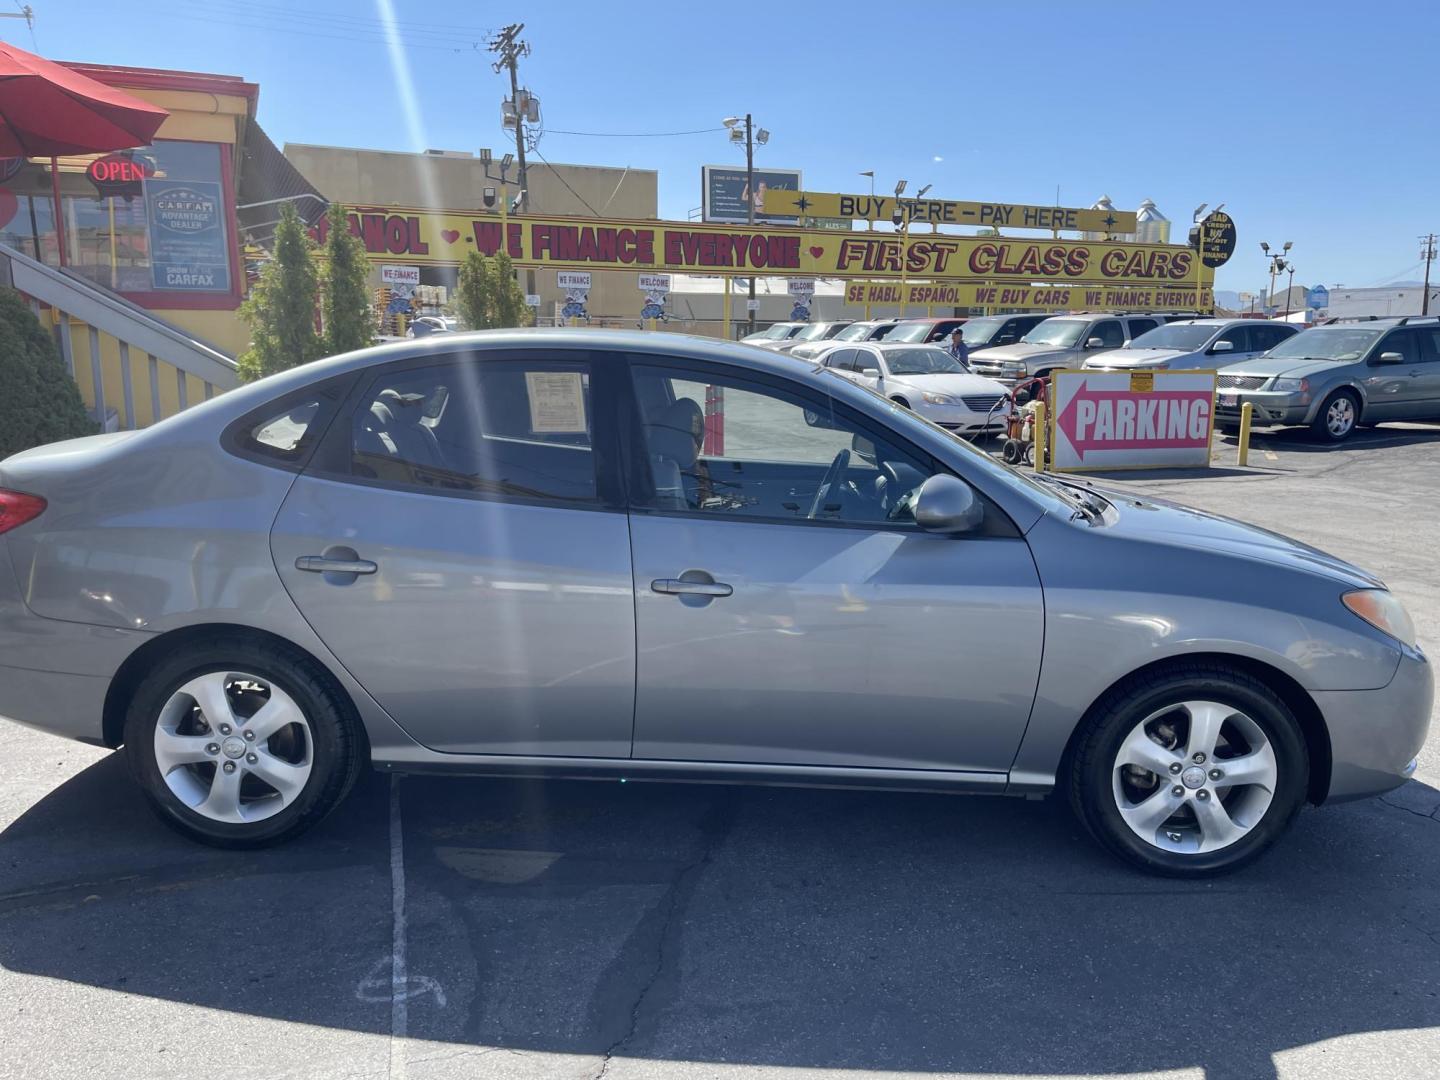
xmin=2 ymin=422 xmax=1439 ymax=1080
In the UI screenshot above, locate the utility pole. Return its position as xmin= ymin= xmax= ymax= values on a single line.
xmin=1421 ymin=233 xmax=1437 ymax=316
xmin=489 ymin=24 xmax=531 ymax=214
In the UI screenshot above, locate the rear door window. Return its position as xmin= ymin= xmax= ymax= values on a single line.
xmin=1126 ymin=318 xmax=1159 ymax=339
xmin=341 ymin=356 xmax=598 ymax=504
xmin=1091 ymin=320 xmax=1125 ymax=348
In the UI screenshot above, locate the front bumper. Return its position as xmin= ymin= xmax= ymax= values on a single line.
xmin=912 ymin=401 xmax=1002 ymax=434
xmin=1214 ymin=388 xmax=1314 ymax=427
xmin=1314 ymin=643 xmax=1433 ymax=802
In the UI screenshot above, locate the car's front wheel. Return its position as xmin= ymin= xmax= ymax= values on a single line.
xmin=1310 ymin=390 xmax=1360 ymax=442
xmin=1068 ymin=663 xmax=1308 ymax=876
xmin=123 ymin=637 xmax=364 ymax=847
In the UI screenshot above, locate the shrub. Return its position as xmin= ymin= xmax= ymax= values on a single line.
xmin=0 ymin=287 xmax=98 ymax=459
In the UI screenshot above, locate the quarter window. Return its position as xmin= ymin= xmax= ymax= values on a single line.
xmin=347 ymin=358 xmax=597 ymax=503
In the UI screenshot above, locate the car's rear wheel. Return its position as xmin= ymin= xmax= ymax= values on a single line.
xmin=124 ymin=637 xmax=363 ymax=847
xmin=1068 ymin=663 xmax=1308 ymax=876
xmin=1310 ymin=390 xmax=1359 ymax=442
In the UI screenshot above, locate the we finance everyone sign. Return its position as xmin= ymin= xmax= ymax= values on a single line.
xmin=1049 ymin=370 xmax=1217 ymax=472
xmin=314 ymin=208 xmax=1212 ymax=295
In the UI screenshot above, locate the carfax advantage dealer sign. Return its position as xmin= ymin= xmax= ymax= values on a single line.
xmin=1048 ymin=370 xmax=1217 ymax=472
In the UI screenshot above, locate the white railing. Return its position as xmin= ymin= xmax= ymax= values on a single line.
xmin=0 ymin=243 xmax=239 ymax=429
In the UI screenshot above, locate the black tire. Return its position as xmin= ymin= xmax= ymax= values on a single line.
xmin=123 ymin=635 xmax=365 ymax=848
xmin=890 ymin=396 xmax=911 ymax=409
xmin=1001 ymin=438 xmax=1025 ymax=464
xmin=1067 ymin=662 xmax=1308 ymax=877
xmin=1309 ymin=389 xmax=1360 ymax=443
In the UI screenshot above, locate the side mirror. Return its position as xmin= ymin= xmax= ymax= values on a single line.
xmin=998 ymin=335 xmax=1015 ymax=344
xmin=861 ymin=367 xmax=881 ymax=377
xmin=913 ymin=474 xmax=984 ymax=535
xmin=1376 ymin=351 xmax=1404 ymax=365
xmin=1086 ymin=337 xmax=1105 ymax=349
xmin=1210 ymin=340 xmax=1234 ymax=353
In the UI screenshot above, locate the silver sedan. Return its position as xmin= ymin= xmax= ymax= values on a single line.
xmin=0 ymin=330 xmax=1429 ymax=874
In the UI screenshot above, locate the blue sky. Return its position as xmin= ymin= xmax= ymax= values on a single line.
xmin=25 ymin=0 xmax=1440 ymax=295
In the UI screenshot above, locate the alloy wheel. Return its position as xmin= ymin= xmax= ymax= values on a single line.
xmin=152 ymin=671 xmax=314 ymax=824
xmin=1326 ymin=396 xmax=1356 ymax=438
xmin=1111 ymin=700 xmax=1277 ymax=855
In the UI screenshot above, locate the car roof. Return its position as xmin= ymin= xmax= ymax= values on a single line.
xmin=895 ymin=316 xmax=960 ymax=324
xmin=872 ymin=340 xmax=949 ymax=349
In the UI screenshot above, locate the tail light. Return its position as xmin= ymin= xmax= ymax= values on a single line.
xmin=0 ymin=489 xmax=46 ymax=536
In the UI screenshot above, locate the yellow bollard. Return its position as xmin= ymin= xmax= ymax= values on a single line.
xmin=1237 ymin=401 xmax=1253 ymax=466
xmin=1032 ymin=401 xmax=1047 ymax=472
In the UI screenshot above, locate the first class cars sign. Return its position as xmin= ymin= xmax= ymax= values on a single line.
xmin=1049 ymin=370 xmax=1217 ymax=472
xmin=319 ymin=207 xmax=1212 ymax=291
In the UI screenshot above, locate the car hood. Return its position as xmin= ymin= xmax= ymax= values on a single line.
xmin=973 ymin=343 xmax=1073 ymax=363
xmin=1085 ymin=347 xmax=1192 ymax=368
xmin=886 ymin=372 xmax=1009 ymax=396
xmin=1219 ymin=355 xmax=1345 ymax=380
xmin=1069 ymin=481 xmax=1383 ymax=588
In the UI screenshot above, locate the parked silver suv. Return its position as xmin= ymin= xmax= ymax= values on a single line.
xmin=970 ymin=313 xmax=1165 ymax=384
xmin=1084 ymin=319 xmax=1298 ymax=372
xmin=1214 ymin=316 xmax=1440 ymax=442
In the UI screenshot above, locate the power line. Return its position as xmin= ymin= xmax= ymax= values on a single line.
xmin=530 ymin=146 xmax=602 ymax=217
xmin=547 ymin=126 xmax=728 ymax=138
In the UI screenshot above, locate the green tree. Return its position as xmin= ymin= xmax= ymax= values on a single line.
xmin=320 ymin=202 xmax=372 ymax=355
xmin=0 ymin=288 xmax=98 ymax=457
xmin=237 ymin=202 xmax=321 ymax=382
xmin=455 ymin=250 xmax=532 ymax=331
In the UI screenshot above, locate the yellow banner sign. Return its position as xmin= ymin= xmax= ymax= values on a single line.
xmin=843 ymin=281 xmax=1214 ymax=312
xmin=317 ymin=207 xmax=1207 ymax=291
xmin=761 ymin=191 xmax=1139 ymax=233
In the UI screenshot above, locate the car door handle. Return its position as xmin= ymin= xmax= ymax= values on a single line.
xmin=651 ymin=578 xmax=733 ymax=598
xmin=296 ymin=555 xmax=378 ymax=575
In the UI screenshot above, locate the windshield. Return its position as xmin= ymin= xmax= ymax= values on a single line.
xmin=792 ymin=322 xmax=834 ymax=341
xmin=1128 ymin=324 xmax=1216 ymax=350
xmin=961 ymin=316 xmax=1005 ymax=345
xmin=1022 ymin=319 xmax=1087 ymax=347
xmin=885 ymin=323 xmax=936 ymax=343
xmin=883 ymin=348 xmax=965 ymax=375
xmin=834 ymin=322 xmax=878 ymax=341
xmin=1265 ymin=327 xmax=1384 ymax=362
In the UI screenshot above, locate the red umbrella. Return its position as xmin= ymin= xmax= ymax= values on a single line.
xmin=0 ymin=41 xmax=168 ymax=265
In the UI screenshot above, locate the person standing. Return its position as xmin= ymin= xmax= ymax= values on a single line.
xmin=947 ymin=327 xmax=970 ymax=369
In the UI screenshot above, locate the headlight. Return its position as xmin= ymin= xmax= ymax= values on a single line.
xmin=1343 ymin=589 xmax=1417 ymax=647
xmin=1002 ymin=362 xmax=1026 ymax=376
xmin=921 ymin=391 xmax=957 ymax=405
xmin=1271 ymin=377 xmax=1310 ymax=392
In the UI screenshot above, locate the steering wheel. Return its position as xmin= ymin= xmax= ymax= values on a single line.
xmin=807 ymin=450 xmax=850 ymax=520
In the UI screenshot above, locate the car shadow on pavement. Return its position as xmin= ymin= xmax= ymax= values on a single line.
xmin=1218 ymin=423 xmax=1440 ymax=454
xmin=3 ymin=757 xmax=1439 ymax=1080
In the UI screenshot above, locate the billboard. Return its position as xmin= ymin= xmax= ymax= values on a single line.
xmin=321 ymin=207 xmax=1214 ymax=299
xmin=701 ymin=165 xmax=803 ymax=225
xmin=1048 ymin=370 xmax=1216 ymax=472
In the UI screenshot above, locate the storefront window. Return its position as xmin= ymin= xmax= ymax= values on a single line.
xmin=0 ymin=140 xmax=234 ymax=297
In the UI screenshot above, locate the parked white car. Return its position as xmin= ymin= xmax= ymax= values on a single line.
xmin=816 ymin=342 xmax=1009 ymax=435
xmin=1084 ymin=319 xmax=1299 ymax=372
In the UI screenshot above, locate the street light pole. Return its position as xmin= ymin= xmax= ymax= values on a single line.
xmin=745 ymin=113 xmax=756 ymax=336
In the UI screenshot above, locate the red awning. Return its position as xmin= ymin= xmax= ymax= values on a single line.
xmin=0 ymin=41 xmax=168 ymax=156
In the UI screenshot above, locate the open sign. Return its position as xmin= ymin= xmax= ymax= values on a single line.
xmin=86 ymin=153 xmax=153 ymax=198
